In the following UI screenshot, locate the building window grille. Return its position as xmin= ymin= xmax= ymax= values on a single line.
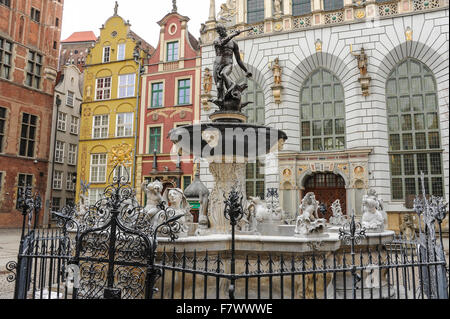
xmin=95 ymin=77 xmax=111 ymax=100
xmin=167 ymin=42 xmax=179 ymax=62
xmin=66 ymin=91 xmax=74 ymax=107
xmin=103 ymin=46 xmax=111 ymax=63
xmin=90 ymin=154 xmax=107 ymax=183
xmin=26 ymin=51 xmax=42 ymax=89
xmin=118 ymin=74 xmax=135 ymax=98
xmin=57 ymin=112 xmax=67 ymax=132
xmin=0 ymin=0 xmax=11 ymax=7
xmin=177 ymin=79 xmax=191 ymax=105
xmin=55 ymin=141 xmax=65 ymax=163
xmin=116 ymin=113 xmax=133 ymax=137
xmin=70 ymin=116 xmax=79 ymax=135
xmin=387 ymin=58 xmax=444 ymax=200
xmin=0 ymin=107 xmax=7 ymax=152
xmin=117 ymin=43 xmax=126 ymax=61
xmin=300 ymin=68 xmax=345 ymax=152
xmin=292 ymin=0 xmax=311 ymax=16
xmin=30 ymin=7 xmax=40 ymax=22
xmin=149 ymin=127 xmax=162 ymax=154
xmin=247 ymin=0 xmax=265 ymax=24
xmin=68 ymin=144 xmax=77 ymax=166
xmin=92 ymin=115 xmax=109 ymax=139
xmin=19 ymin=113 xmax=37 ymax=158
xmin=0 ymin=37 xmax=12 ymax=79
xmin=151 ymin=82 xmax=164 ymax=108
xmin=323 ymin=0 xmax=344 ymax=11
xmin=53 ymin=171 xmax=63 ymax=190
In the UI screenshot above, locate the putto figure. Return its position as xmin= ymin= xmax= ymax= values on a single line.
xmin=295 ymin=192 xmax=327 ymax=236
xmin=142 ymin=180 xmax=164 ymax=220
xmin=361 ymin=189 xmax=387 ymax=232
xmin=212 ymin=24 xmax=253 ymax=111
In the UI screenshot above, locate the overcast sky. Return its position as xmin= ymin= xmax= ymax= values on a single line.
xmin=61 ymin=0 xmax=221 ymax=46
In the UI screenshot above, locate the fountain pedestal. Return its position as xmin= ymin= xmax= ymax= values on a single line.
xmin=206 ymin=162 xmax=247 ymax=234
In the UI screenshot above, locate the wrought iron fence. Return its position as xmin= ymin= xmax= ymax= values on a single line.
xmin=6 ymin=174 xmax=449 ymax=299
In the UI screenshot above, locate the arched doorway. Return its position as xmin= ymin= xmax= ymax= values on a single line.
xmin=303 ymin=173 xmax=346 ymax=220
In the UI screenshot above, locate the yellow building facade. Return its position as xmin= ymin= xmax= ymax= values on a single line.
xmin=76 ymin=12 xmax=153 ymax=204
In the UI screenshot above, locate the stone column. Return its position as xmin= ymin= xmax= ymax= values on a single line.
xmin=208 ymin=163 xmax=247 ymax=234
xmin=265 ymin=0 xmax=273 ymax=19
xmin=208 ymin=0 xmax=216 ymax=22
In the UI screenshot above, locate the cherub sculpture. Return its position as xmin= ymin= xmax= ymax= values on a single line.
xmin=361 ymin=189 xmax=387 ymax=232
xmin=295 ymin=192 xmax=327 ymax=235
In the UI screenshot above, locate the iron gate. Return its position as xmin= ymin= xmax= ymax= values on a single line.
xmin=6 ymin=176 xmax=449 ymax=300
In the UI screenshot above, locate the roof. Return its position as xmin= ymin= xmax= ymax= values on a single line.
xmin=62 ymin=31 xmax=97 ymax=43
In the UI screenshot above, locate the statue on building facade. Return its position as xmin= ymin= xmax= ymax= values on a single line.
xmin=350 ymin=45 xmax=368 ymax=76
xmin=274 ymin=0 xmax=283 ymax=17
xmin=269 ymin=58 xmax=282 ymax=86
xmin=295 ymin=192 xmax=327 ymax=236
xmin=361 ymin=189 xmax=387 ymax=232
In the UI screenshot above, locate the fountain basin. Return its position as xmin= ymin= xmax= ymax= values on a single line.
xmin=169 ymin=122 xmax=288 ymax=162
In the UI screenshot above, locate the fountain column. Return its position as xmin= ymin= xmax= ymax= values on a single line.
xmin=208 ymin=162 xmax=247 ymax=233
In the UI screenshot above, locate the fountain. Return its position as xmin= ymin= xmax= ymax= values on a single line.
xmin=162 ymin=25 xmax=395 ymax=298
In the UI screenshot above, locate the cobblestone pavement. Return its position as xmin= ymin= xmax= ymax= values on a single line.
xmin=0 ymin=229 xmax=21 ymax=299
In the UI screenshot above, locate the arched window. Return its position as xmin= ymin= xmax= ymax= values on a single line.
xmin=300 ymin=68 xmax=345 ymax=152
xmin=240 ymin=77 xmax=265 ymax=199
xmin=386 ymin=58 xmax=444 ymax=200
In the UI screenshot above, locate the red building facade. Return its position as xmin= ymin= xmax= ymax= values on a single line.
xmin=0 ymin=0 xmax=63 ymax=227
xmin=136 ymin=9 xmax=201 ymax=202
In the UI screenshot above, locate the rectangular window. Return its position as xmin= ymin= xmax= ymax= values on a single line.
xmin=70 ymin=116 xmax=79 ymax=135
xmin=167 ymin=42 xmax=179 ymax=62
xmin=55 ymin=141 xmax=65 ymax=163
xmin=89 ymin=188 xmax=103 ymax=206
xmin=26 ymin=51 xmax=42 ymax=89
xmin=30 ymin=7 xmax=41 ymax=22
xmin=151 ymin=82 xmax=164 ymax=108
xmin=95 ymin=77 xmax=112 ymax=100
xmin=19 ymin=113 xmax=37 ymax=158
xmin=117 ymin=43 xmax=126 ymax=61
xmin=55 ymin=17 xmax=59 ymax=27
xmin=149 ymin=127 xmax=162 ymax=154
xmin=0 ymin=0 xmax=11 ymax=7
xmin=114 ymin=165 xmax=130 ymax=180
xmin=16 ymin=174 xmax=33 ymax=209
xmin=66 ymin=172 xmax=76 ymax=191
xmin=183 ymin=176 xmax=192 ymax=191
xmin=118 ymin=74 xmax=135 ymax=98
xmin=0 ymin=172 xmax=3 ymax=196
xmin=53 ymin=171 xmax=63 ymax=190
xmin=247 ymin=0 xmax=265 ymax=24
xmin=68 ymin=144 xmax=77 ymax=166
xmin=90 ymin=154 xmax=107 ymax=183
xmin=92 ymin=115 xmax=109 ymax=139
xmin=292 ymin=0 xmax=311 ymax=16
xmin=51 ymin=197 xmax=61 ymax=212
xmin=323 ymin=0 xmax=344 ymax=11
xmin=0 ymin=37 xmax=13 ymax=80
xmin=116 ymin=113 xmax=133 ymax=137
xmin=0 ymin=107 xmax=6 ymax=152
xmin=103 ymin=46 xmax=111 ymax=63
xmin=57 ymin=112 xmax=67 ymax=132
xmin=177 ymin=79 xmax=191 ymax=105
xmin=66 ymin=91 xmax=74 ymax=107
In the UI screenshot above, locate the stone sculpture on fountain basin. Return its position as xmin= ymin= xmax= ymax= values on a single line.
xmin=294 ymin=192 xmax=328 ymax=238
xmin=361 ymin=189 xmax=388 ymax=233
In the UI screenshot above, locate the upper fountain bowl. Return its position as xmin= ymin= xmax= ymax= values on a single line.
xmin=169 ymin=122 xmax=288 ymax=163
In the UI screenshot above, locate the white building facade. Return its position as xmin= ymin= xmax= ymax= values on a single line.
xmin=199 ymin=0 xmax=449 ymax=230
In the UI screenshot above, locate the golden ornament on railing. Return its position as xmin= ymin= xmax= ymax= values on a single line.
xmin=111 ymin=143 xmax=133 ymax=167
